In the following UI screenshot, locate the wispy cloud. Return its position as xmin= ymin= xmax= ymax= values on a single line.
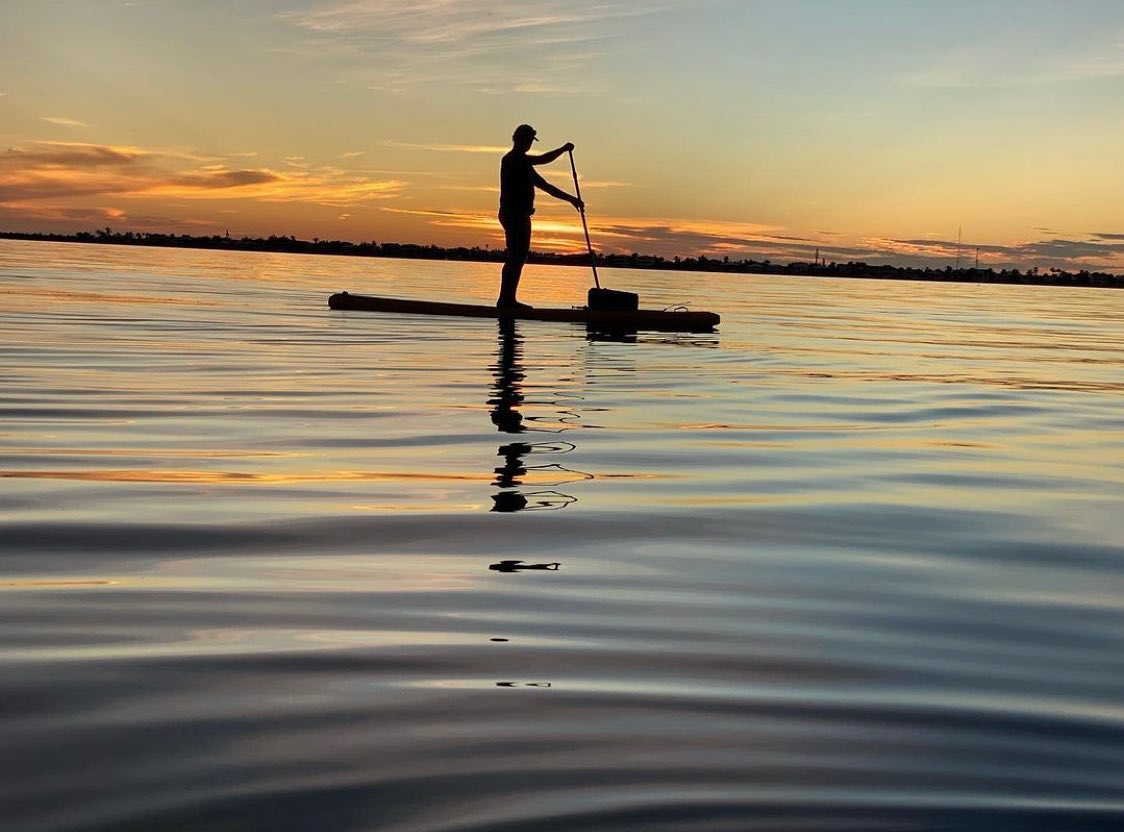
xmin=903 ymin=33 xmax=1124 ymax=88
xmin=386 ymin=140 xmax=508 ymax=154
xmin=432 ymin=180 xmax=628 ymax=194
xmin=381 ymin=205 xmax=497 ymax=229
xmin=435 ymin=185 xmax=500 ymax=193
xmin=281 ymin=0 xmax=693 ymax=95
xmin=577 ymin=180 xmax=633 ymax=189
xmin=284 ymin=0 xmax=653 ymax=41
xmin=41 ymin=116 xmax=88 ymax=128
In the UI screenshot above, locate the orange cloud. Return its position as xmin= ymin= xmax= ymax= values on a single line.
xmin=0 ymin=141 xmax=407 ymax=213
xmin=5 ymin=141 xmax=149 ymax=167
xmin=165 ymin=169 xmax=284 ymax=189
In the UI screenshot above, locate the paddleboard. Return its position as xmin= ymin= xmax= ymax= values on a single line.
xmin=327 ymin=292 xmax=720 ymax=333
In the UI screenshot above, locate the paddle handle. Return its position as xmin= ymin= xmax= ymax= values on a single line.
xmin=568 ymin=149 xmax=600 ymax=290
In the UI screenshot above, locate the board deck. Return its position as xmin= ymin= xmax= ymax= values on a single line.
xmin=327 ymin=292 xmax=720 ymax=333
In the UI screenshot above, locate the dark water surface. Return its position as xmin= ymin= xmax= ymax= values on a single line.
xmin=2 ymin=240 xmax=1123 ymax=831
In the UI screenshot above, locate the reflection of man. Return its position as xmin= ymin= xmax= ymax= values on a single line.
xmin=489 ymin=319 xmax=528 ymax=512
xmin=487 ymin=319 xmax=582 ymax=514
xmin=497 ymin=124 xmax=583 ymax=310
xmin=489 ymin=318 xmax=525 ymax=435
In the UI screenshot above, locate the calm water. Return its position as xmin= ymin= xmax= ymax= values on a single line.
xmin=2 ymin=239 xmax=1123 ymax=831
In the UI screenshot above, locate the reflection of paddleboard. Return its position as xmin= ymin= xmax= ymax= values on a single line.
xmin=489 ymin=560 xmax=561 ymax=572
xmin=328 ymin=292 xmax=720 ymax=333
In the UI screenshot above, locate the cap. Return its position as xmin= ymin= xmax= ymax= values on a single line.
xmin=512 ymin=123 xmax=539 ymax=142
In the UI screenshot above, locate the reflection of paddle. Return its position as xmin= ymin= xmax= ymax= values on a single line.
xmin=490 ymin=490 xmax=577 ymax=513
xmin=498 ymin=440 xmax=576 ymax=457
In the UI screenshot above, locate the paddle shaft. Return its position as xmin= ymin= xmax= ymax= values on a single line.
xmin=568 ymin=149 xmax=600 ymax=290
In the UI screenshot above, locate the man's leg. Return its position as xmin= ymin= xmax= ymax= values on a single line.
xmin=498 ymin=214 xmax=532 ymax=306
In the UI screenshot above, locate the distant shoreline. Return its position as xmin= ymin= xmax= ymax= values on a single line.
xmin=2 ymin=230 xmax=1120 ymax=289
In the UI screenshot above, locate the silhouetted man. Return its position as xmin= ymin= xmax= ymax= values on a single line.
xmin=497 ymin=124 xmax=583 ymax=309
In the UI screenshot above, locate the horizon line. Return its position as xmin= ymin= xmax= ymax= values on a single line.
xmin=2 ymin=228 xmax=1121 ymax=282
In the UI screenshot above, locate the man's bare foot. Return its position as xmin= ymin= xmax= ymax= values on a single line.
xmin=497 ymin=300 xmax=533 ymax=310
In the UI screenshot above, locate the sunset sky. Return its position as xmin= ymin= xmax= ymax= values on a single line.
xmin=3 ymin=0 xmax=1123 ymax=270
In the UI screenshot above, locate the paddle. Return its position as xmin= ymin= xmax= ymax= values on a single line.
xmin=568 ymin=149 xmax=600 ymax=290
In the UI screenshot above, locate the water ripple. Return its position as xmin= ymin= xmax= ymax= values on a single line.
xmin=2 ymin=241 xmax=1123 ymax=831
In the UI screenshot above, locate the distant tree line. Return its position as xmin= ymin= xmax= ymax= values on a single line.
xmin=2 ymin=227 xmax=1120 ymax=289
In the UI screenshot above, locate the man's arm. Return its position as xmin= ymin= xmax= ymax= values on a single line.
xmin=527 ymin=142 xmax=575 ymax=166
xmin=531 ymin=169 xmax=583 ymax=209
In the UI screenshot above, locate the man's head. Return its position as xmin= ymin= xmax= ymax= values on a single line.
xmin=512 ymin=123 xmax=538 ymax=150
